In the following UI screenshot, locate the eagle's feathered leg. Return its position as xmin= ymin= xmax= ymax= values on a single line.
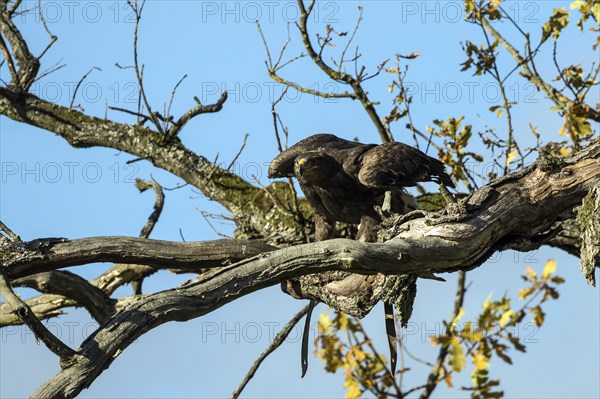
xmin=358 ymin=214 xmax=398 ymax=377
xmin=314 ymin=213 xmax=336 ymax=241
xmin=356 ymin=215 xmax=379 ymax=242
xmin=300 ymin=213 xmax=336 ymax=377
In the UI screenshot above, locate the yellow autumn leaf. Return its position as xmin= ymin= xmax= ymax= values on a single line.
xmin=449 ymin=341 xmax=466 ymax=372
xmin=496 ymin=108 xmax=504 ymax=117
xmin=506 ymin=149 xmax=518 ymax=167
xmin=344 ymin=376 xmax=362 ymax=399
xmin=533 ymin=306 xmax=545 ymax=327
xmin=518 ymin=287 xmax=534 ymax=300
xmin=558 ymin=127 xmax=565 ymax=136
xmin=444 ymin=371 xmax=454 ymax=387
xmin=429 ymin=336 xmax=440 ymax=346
xmin=336 ymin=312 xmax=348 ymax=330
xmin=452 ymin=307 xmax=465 ymax=325
xmin=569 ymin=0 xmax=585 ymax=10
xmin=525 ymin=266 xmax=537 ymax=280
xmin=319 ymin=312 xmax=333 ymax=334
xmin=351 ymin=347 xmax=367 ymax=363
xmin=499 ymin=309 xmax=517 ymax=327
xmin=482 ymin=293 xmax=493 ymax=310
xmin=472 ymin=352 xmax=490 ymax=371
xmin=593 ymin=3 xmax=600 ymax=21
xmin=542 ymin=259 xmax=557 ymax=279
xmin=461 ymin=321 xmax=473 ymax=341
xmin=346 ymin=352 xmax=359 ymax=368
xmin=559 ymin=146 xmax=572 ymax=156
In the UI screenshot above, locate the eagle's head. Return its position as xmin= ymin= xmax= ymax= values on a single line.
xmin=294 ymin=153 xmax=340 ymax=183
xmin=268 ymin=134 xmax=355 ymax=179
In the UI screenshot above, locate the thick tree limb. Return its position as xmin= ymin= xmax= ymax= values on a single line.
xmin=0 ymin=88 xmax=244 ymax=210
xmin=576 ymin=186 xmax=600 ymax=286
xmin=546 ymin=217 xmax=581 ymax=256
xmin=12 ymin=271 xmax=115 ymax=323
xmin=20 ymin=139 xmax=600 ymax=398
xmin=2 ymin=238 xmax=277 ymax=279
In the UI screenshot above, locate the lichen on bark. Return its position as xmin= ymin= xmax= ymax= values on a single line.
xmin=576 ymin=186 xmax=600 ymax=286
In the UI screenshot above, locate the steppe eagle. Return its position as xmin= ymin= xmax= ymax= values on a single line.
xmin=268 ymin=133 xmax=455 ymax=377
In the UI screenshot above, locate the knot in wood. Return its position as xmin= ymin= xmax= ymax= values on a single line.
xmin=16 ymin=306 xmax=28 ymax=318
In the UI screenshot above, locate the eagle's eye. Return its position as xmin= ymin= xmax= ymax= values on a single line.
xmin=295 ymin=157 xmax=318 ymax=176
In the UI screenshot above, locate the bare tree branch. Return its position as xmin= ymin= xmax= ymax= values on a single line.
xmin=164 ymin=73 xmax=187 ymax=130
xmin=35 ymin=0 xmax=57 ymax=60
xmin=258 ymin=1 xmax=393 ymax=143
xmin=419 ymin=271 xmax=466 ymax=399
xmin=0 ymin=220 xmax=21 ymax=242
xmin=69 ymin=67 xmax=101 ymax=110
xmin=0 ymin=294 xmax=68 ymax=325
xmin=0 ymin=32 xmax=18 ymax=83
xmin=232 ymin=304 xmax=310 ymax=399
xmin=127 ymin=0 xmax=164 ymax=134
xmin=296 ymin=0 xmax=392 ymax=143
xmin=2 ymin=237 xmax=277 ymax=279
xmin=0 ymin=269 xmax=77 ymax=366
xmin=227 ymin=133 xmax=249 ymax=172
xmin=135 ymin=178 xmax=165 ymax=239
xmin=12 ymin=271 xmax=115 ymax=323
xmin=479 ymin=17 xmax=600 ymax=123
xmin=166 ymin=91 xmax=228 ymax=138
xmin=0 ymin=3 xmax=40 ymax=90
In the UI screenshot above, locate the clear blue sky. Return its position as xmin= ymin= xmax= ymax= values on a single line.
xmin=1 ymin=1 xmax=598 ymax=398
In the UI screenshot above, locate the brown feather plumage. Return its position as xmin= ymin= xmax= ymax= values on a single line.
xmin=268 ymin=133 xmax=454 ymax=378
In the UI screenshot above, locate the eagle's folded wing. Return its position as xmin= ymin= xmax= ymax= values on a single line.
xmin=357 ymin=142 xmax=455 ymax=188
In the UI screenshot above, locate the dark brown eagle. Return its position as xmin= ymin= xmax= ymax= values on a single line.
xmin=269 ymin=133 xmax=454 ymax=240
xmin=268 ymin=133 xmax=455 ymax=377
